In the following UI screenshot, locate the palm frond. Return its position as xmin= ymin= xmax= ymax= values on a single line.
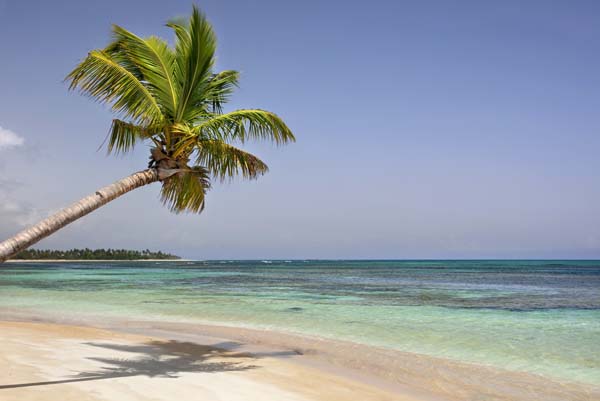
xmin=160 ymin=166 xmax=211 ymax=213
xmin=67 ymin=5 xmax=295 ymax=217
xmin=107 ymin=119 xmax=162 ymax=154
xmin=111 ymin=26 xmax=179 ymax=117
xmin=195 ymin=109 xmax=295 ymax=145
xmin=203 ymin=70 xmax=239 ymax=114
xmin=103 ymin=40 xmax=144 ymax=81
xmin=66 ymin=50 xmax=163 ymax=124
xmin=168 ymin=6 xmax=217 ymax=122
xmin=196 ymin=140 xmax=268 ymax=181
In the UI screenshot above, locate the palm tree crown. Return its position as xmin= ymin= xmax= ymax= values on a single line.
xmin=66 ymin=6 xmax=295 ymax=213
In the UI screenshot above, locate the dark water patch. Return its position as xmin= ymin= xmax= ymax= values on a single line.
xmin=141 ymin=299 xmax=186 ymax=304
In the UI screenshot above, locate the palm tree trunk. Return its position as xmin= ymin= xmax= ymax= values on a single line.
xmin=0 ymin=169 xmax=160 ymax=263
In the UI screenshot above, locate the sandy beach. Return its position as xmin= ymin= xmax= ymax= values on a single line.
xmin=0 ymin=320 xmax=409 ymax=401
xmin=1 ymin=310 xmax=598 ymax=401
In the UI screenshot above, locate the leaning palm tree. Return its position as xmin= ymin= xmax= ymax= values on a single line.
xmin=0 ymin=6 xmax=294 ymax=262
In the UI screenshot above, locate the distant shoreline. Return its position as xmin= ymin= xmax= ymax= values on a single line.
xmin=5 ymin=259 xmax=187 ymax=263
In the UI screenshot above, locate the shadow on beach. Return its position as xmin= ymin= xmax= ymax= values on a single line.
xmin=0 ymin=339 xmax=291 ymax=389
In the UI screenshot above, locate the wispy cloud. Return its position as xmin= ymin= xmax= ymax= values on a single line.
xmin=0 ymin=180 xmax=45 ymax=236
xmin=0 ymin=126 xmax=25 ymax=150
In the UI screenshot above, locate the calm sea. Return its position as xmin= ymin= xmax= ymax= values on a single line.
xmin=1 ymin=260 xmax=599 ymax=385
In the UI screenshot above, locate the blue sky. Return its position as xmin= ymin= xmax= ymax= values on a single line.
xmin=1 ymin=0 xmax=599 ymax=259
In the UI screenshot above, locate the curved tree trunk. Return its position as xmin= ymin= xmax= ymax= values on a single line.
xmin=0 ymin=169 xmax=160 ymax=263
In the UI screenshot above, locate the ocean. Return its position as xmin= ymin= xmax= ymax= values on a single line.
xmin=1 ymin=259 xmax=598 ymax=386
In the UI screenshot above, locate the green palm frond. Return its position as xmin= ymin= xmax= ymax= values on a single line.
xmin=196 ymin=109 xmax=295 ymax=145
xmin=107 ymin=119 xmax=162 ymax=154
xmin=168 ymin=6 xmax=217 ymax=122
xmin=196 ymin=140 xmax=269 ymax=181
xmin=67 ymin=5 xmax=295 ymax=215
xmin=203 ymin=70 xmax=240 ymax=114
xmin=111 ymin=26 xmax=179 ymax=117
xmin=160 ymin=166 xmax=211 ymax=213
xmin=103 ymin=40 xmax=143 ymax=80
xmin=66 ymin=50 xmax=163 ymax=124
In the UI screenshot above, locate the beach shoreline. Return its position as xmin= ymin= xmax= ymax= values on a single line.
xmin=0 ymin=318 xmax=417 ymax=401
xmin=1 ymin=308 xmax=598 ymax=401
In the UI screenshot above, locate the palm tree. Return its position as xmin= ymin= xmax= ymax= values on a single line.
xmin=0 ymin=6 xmax=294 ymax=262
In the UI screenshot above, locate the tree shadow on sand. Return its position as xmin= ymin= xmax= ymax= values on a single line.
xmin=0 ymin=340 xmax=266 ymax=389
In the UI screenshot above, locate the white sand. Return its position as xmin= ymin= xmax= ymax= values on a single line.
xmin=0 ymin=321 xmax=411 ymax=401
xmin=1 ymin=314 xmax=598 ymax=401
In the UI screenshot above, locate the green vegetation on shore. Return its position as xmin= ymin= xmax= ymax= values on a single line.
xmin=13 ymin=248 xmax=180 ymax=260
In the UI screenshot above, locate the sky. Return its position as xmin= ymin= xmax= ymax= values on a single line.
xmin=1 ymin=0 xmax=599 ymax=259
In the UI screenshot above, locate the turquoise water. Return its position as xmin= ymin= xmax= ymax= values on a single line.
xmin=1 ymin=260 xmax=599 ymax=385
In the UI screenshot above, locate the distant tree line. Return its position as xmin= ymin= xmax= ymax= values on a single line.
xmin=13 ymin=248 xmax=180 ymax=260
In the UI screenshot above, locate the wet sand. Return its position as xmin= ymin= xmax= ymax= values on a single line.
xmin=1 ymin=310 xmax=598 ymax=401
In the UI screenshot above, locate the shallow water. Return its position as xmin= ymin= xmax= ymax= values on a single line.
xmin=1 ymin=260 xmax=599 ymax=385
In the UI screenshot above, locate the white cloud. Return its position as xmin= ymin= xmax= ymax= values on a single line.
xmin=0 ymin=185 xmax=45 ymax=235
xmin=0 ymin=126 xmax=24 ymax=150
